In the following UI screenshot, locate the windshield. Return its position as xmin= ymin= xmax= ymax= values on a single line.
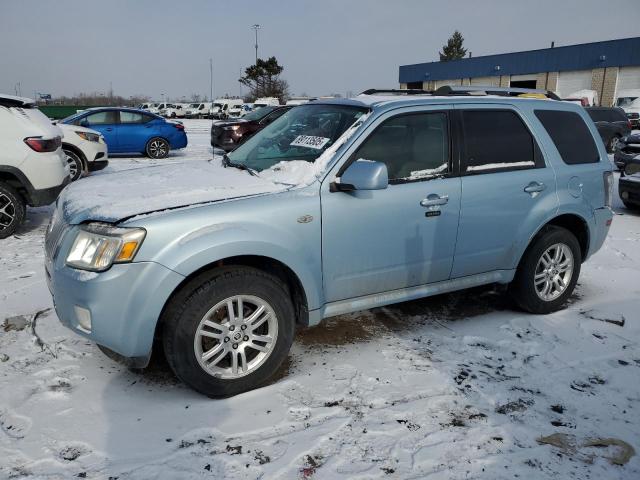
xmin=227 ymin=103 xmax=368 ymax=172
xmin=189 ymin=103 xmax=199 ymax=108
xmin=60 ymin=112 xmax=84 ymax=124
xmin=617 ymin=97 xmax=639 ymax=107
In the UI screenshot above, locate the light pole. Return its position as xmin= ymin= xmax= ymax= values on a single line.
xmin=161 ymin=93 xmax=165 ymax=104
xmin=210 ymin=58 xmax=213 ymax=102
xmin=252 ymin=24 xmax=261 ymax=64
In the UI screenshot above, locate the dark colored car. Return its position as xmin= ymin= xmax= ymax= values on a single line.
xmin=619 ymin=160 xmax=640 ymax=209
xmin=210 ymin=105 xmax=292 ymax=151
xmin=585 ymin=107 xmax=632 ymax=153
xmin=613 ymin=133 xmax=640 ymax=171
xmin=62 ymin=108 xmax=188 ymax=159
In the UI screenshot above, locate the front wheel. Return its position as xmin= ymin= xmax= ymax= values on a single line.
xmin=63 ymin=148 xmax=84 ymax=181
xmin=509 ymin=225 xmax=581 ymax=314
xmin=162 ymin=267 xmax=295 ymax=397
xmin=145 ymin=137 xmax=170 ymax=159
xmin=0 ymin=182 xmax=26 ymax=239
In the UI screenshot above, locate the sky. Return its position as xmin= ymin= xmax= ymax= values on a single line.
xmin=1 ymin=0 xmax=639 ymax=101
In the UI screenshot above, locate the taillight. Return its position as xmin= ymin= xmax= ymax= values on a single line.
xmin=603 ymin=171 xmax=613 ymax=207
xmin=173 ymin=123 xmax=184 ymax=131
xmin=24 ymin=136 xmax=61 ymax=152
xmin=628 ymin=120 xmax=633 ymax=129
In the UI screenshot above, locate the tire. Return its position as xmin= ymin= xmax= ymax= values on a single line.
xmin=0 ymin=182 xmax=26 ymax=239
xmin=162 ymin=267 xmax=296 ymax=397
xmin=607 ymin=135 xmax=621 ymax=154
xmin=509 ymin=225 xmax=581 ymax=314
xmin=145 ymin=137 xmax=170 ymax=159
xmin=63 ymin=148 xmax=84 ymax=182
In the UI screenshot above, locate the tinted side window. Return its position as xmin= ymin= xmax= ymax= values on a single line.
xmin=119 ymin=111 xmax=147 ymax=124
xmin=84 ymin=111 xmax=118 ymax=125
xmin=535 ymin=110 xmax=600 ymax=164
xmin=352 ymin=112 xmax=449 ymax=182
xmin=586 ymin=109 xmax=604 ymax=122
xmin=461 ymin=110 xmax=539 ymax=174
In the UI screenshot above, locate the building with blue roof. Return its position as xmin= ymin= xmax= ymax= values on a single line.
xmin=398 ymin=37 xmax=640 ymax=106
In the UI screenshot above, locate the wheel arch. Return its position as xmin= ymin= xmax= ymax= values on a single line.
xmin=62 ymin=142 xmax=88 ymax=171
xmin=519 ymin=213 xmax=590 ymax=268
xmin=154 ymin=255 xmax=310 ymax=346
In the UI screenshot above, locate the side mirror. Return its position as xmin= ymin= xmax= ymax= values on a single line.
xmin=332 ymin=159 xmax=388 ymax=192
xmin=79 ymin=118 xmax=89 ymax=127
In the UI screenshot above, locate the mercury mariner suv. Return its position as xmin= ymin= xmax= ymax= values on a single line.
xmin=45 ymin=87 xmax=613 ymax=397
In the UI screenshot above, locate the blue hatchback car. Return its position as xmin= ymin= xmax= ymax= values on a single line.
xmin=46 ymin=87 xmax=613 ymax=397
xmin=61 ymin=107 xmax=187 ymax=158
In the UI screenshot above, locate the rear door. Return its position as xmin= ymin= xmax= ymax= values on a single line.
xmin=117 ymin=111 xmax=158 ymax=152
xmin=81 ymin=110 xmax=119 ymax=151
xmin=451 ymin=105 xmax=558 ymax=278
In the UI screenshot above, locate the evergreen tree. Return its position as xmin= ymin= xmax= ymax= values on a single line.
xmin=239 ymin=56 xmax=289 ymax=102
xmin=439 ymin=31 xmax=467 ymax=61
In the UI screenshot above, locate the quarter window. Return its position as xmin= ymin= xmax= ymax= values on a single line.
xmin=352 ymin=112 xmax=450 ymax=182
xmin=535 ymin=110 xmax=600 ymax=165
xmin=461 ymin=110 xmax=540 ymax=174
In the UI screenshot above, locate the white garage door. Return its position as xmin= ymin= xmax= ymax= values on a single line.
xmin=556 ymin=70 xmax=592 ymax=98
xmin=618 ymin=66 xmax=640 ymax=91
xmin=434 ymin=79 xmax=460 ymax=89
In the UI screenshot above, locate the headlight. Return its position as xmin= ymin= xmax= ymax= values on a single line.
xmin=223 ymin=125 xmax=240 ymax=131
xmin=75 ymin=131 xmax=100 ymax=142
xmin=66 ymin=223 xmax=146 ymax=272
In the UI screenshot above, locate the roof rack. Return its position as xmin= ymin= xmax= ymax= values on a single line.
xmin=433 ymin=85 xmax=561 ymax=100
xmin=359 ymin=89 xmax=433 ymax=96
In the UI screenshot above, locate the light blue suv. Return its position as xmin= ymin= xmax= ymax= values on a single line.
xmin=45 ymin=87 xmax=614 ymax=397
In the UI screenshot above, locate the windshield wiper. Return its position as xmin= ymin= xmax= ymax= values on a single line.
xmin=221 ymin=153 xmax=258 ymax=176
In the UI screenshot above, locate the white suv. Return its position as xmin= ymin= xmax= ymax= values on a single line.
xmin=0 ymin=95 xmax=69 ymax=238
xmin=57 ymin=123 xmax=108 ymax=181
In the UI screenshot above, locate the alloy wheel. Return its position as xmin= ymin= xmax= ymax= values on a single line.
xmin=194 ymin=295 xmax=278 ymax=379
xmin=610 ymin=136 xmax=620 ymax=152
xmin=534 ymin=243 xmax=574 ymax=302
xmin=148 ymin=139 xmax=168 ymax=158
xmin=0 ymin=192 xmax=16 ymax=230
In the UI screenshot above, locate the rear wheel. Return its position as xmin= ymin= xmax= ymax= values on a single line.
xmin=145 ymin=137 xmax=170 ymax=159
xmin=162 ymin=267 xmax=295 ymax=397
xmin=510 ymin=225 xmax=581 ymax=314
xmin=0 ymin=182 xmax=26 ymax=239
xmin=63 ymin=148 xmax=84 ymax=181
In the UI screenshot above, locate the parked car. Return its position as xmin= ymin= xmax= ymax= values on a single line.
xmin=0 ymin=94 xmax=69 ymax=238
xmin=138 ymin=103 xmax=155 ymax=111
xmin=162 ymin=104 xmax=185 ymax=118
xmin=210 ymin=105 xmax=291 ymax=151
xmin=619 ymin=160 xmax=640 ymax=210
xmin=613 ymin=133 xmax=640 ymax=171
xmin=57 ymin=123 xmax=108 ymax=181
xmin=61 ymin=107 xmax=187 ymax=159
xmin=563 ymin=89 xmax=598 ymax=107
xmin=185 ymin=102 xmax=212 ymax=119
xmin=253 ymin=97 xmax=280 ymax=109
xmin=228 ymin=103 xmax=252 ymax=118
xmin=211 ymin=99 xmax=243 ymax=120
xmin=46 ymin=87 xmax=613 ymax=397
xmin=615 ymin=89 xmax=640 ymax=128
xmin=585 ymin=107 xmax=632 ymax=153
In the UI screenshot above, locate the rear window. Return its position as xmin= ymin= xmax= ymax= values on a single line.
xmin=461 ymin=110 xmax=541 ymax=174
xmin=535 ymin=110 xmax=600 ymax=165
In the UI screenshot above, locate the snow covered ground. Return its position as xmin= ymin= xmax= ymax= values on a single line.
xmin=1 ymin=120 xmax=639 ymax=479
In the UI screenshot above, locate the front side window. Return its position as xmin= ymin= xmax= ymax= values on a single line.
xmin=227 ymin=104 xmax=367 ymax=171
xmin=535 ymin=110 xmax=600 ymax=165
xmin=84 ymin=111 xmax=118 ymax=125
xmin=350 ymin=112 xmax=449 ymax=182
xmin=461 ymin=110 xmax=540 ymax=174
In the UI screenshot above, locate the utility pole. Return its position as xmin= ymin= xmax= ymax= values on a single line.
xmin=210 ymin=58 xmax=214 ymax=102
xmin=252 ymin=24 xmax=261 ymax=64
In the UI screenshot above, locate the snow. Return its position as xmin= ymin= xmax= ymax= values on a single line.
xmin=467 ymin=161 xmax=535 ymax=172
xmin=1 ymin=120 xmax=639 ymax=479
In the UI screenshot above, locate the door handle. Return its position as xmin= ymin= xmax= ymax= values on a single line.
xmin=105 ymin=128 xmax=113 ymax=132
xmin=524 ymin=181 xmax=546 ymax=194
xmin=420 ymin=194 xmax=449 ymax=207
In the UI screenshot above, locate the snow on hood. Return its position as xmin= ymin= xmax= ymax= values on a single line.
xmin=58 ymin=160 xmax=287 ymax=224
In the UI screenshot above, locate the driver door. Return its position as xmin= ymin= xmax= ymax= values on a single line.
xmin=321 ymin=106 xmax=461 ymax=302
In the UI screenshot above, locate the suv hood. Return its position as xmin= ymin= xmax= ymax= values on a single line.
xmin=57 ymin=160 xmax=287 ymax=224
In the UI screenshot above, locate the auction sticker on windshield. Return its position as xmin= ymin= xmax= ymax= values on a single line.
xmin=290 ymin=135 xmax=330 ymax=150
